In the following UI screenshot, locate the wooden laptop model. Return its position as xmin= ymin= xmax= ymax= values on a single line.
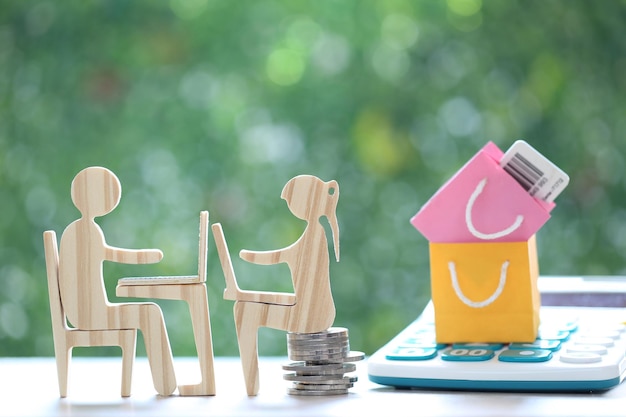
xmin=118 ymin=211 xmax=208 ymax=286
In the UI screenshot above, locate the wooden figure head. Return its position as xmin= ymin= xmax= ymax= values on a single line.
xmin=71 ymin=166 xmax=122 ymax=219
xmin=280 ymin=175 xmax=340 ymax=262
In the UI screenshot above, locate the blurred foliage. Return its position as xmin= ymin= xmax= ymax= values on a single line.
xmin=1 ymin=0 xmax=626 ymax=359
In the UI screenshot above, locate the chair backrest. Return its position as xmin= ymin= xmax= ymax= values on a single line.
xmin=211 ymin=223 xmax=238 ymax=287
xmin=197 ymin=211 xmax=209 ymax=282
xmin=43 ymin=230 xmax=69 ymax=333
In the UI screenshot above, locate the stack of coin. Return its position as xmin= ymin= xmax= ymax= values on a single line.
xmin=283 ymin=327 xmax=364 ymax=396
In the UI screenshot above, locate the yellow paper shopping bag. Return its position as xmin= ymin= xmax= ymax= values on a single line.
xmin=429 ymin=236 xmax=540 ymax=343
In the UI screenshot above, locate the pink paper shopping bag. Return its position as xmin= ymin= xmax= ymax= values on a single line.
xmin=410 ymin=142 xmax=555 ymax=243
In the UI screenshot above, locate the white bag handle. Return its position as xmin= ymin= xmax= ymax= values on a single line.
xmin=466 ymin=178 xmax=524 ymax=240
xmin=448 ymin=260 xmax=509 ymax=308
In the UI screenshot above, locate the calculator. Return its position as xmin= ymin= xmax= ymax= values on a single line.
xmin=367 ymin=276 xmax=626 ymax=392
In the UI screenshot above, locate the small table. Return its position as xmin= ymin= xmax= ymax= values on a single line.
xmin=116 ymin=283 xmax=215 ymax=396
xmin=2 ymin=357 xmax=625 ymax=417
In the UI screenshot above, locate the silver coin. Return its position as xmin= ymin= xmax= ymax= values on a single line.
xmin=283 ymin=374 xmax=358 ymax=384
xmin=288 ymin=338 xmax=349 ymax=346
xmin=288 ymin=332 xmax=349 ymax=340
xmin=293 ymin=382 xmax=354 ymax=390
xmin=288 ymin=340 xmax=349 ymax=348
xmin=287 ymin=328 xmax=348 ymax=341
xmin=283 ymin=361 xmax=344 ymax=371
xmin=289 ymin=348 xmax=349 ymax=356
xmin=287 ymin=388 xmax=349 ymax=396
xmin=288 ymin=335 xmax=349 ymax=344
xmin=288 ymin=342 xmax=349 ymax=351
xmin=342 ymin=351 xmax=365 ymax=362
xmin=288 ymin=326 xmax=348 ymax=336
xmin=288 ymin=346 xmax=350 ymax=356
xmin=296 ymin=366 xmax=356 ymax=376
xmin=282 ymin=362 xmax=357 ymax=376
xmin=287 ymin=348 xmax=351 ymax=356
xmin=290 ymin=352 xmax=349 ymax=361
xmin=292 ymin=379 xmax=356 ymax=387
xmin=282 ymin=361 xmax=346 ymax=371
xmin=288 ymin=346 xmax=350 ymax=353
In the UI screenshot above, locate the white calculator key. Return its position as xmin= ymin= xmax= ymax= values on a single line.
xmin=566 ymin=344 xmax=608 ymax=355
xmin=559 ymin=352 xmax=603 ymax=364
xmin=574 ymin=336 xmax=614 ymax=347
xmin=579 ymin=324 xmax=626 ymax=334
xmin=577 ymin=330 xmax=621 ymax=340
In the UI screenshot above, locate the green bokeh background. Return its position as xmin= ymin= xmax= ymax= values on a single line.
xmin=1 ymin=0 xmax=625 ymax=359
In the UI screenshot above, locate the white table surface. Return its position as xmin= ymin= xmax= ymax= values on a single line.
xmin=1 ymin=356 xmax=625 ymax=417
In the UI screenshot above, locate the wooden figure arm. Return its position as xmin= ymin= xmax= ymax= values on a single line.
xmin=239 ymin=248 xmax=287 ymax=265
xmin=105 ymin=246 xmax=163 ymax=264
xmin=237 ymin=289 xmax=296 ymax=306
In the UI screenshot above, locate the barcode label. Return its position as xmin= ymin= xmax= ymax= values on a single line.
xmin=500 ymin=140 xmax=569 ymax=203
xmin=502 ymin=152 xmax=544 ymax=192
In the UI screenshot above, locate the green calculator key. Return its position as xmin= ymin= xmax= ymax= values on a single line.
xmin=441 ymin=348 xmax=495 ymax=362
xmin=386 ymin=347 xmax=438 ymax=361
xmin=509 ymin=340 xmax=561 ymax=351
xmin=498 ymin=349 xmax=553 ymax=362
xmin=537 ymin=330 xmax=570 ymax=341
xmin=452 ymin=343 xmax=504 ymax=350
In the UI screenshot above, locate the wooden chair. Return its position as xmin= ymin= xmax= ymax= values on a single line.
xmin=43 ymin=230 xmax=137 ymax=398
xmin=115 ymin=211 xmax=216 ymax=396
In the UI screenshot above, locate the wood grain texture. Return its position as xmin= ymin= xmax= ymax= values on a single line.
xmin=116 ymin=283 xmax=216 ymax=396
xmin=44 ymin=230 xmax=137 ymax=398
xmin=118 ymin=211 xmax=209 ymax=286
xmin=116 ymin=211 xmax=216 ymax=396
xmin=212 ymin=223 xmax=296 ymax=306
xmin=213 ymin=175 xmax=340 ymax=395
xmin=57 ymin=166 xmax=176 ymax=396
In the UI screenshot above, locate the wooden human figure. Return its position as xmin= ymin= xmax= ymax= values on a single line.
xmin=58 ymin=166 xmax=177 ymax=396
xmin=212 ymin=174 xmax=340 ymax=395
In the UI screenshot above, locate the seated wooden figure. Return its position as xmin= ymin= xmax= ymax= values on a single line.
xmin=212 ymin=174 xmax=340 ymax=396
xmin=44 ymin=230 xmax=137 ymax=398
xmin=57 ymin=166 xmax=177 ymax=396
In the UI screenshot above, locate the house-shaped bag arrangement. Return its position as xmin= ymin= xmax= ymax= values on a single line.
xmin=411 ymin=141 xmax=558 ymax=343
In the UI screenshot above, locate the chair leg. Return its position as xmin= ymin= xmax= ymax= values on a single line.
xmin=55 ymin=346 xmax=71 ymax=398
xmin=120 ymin=330 xmax=137 ymax=397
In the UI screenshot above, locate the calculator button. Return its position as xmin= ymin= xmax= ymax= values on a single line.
xmin=386 ymin=347 xmax=438 ymax=361
xmin=411 ymin=328 xmax=434 ymax=335
xmin=452 ymin=343 xmax=504 ymax=350
xmin=577 ymin=330 xmax=621 ymax=340
xmin=412 ymin=325 xmax=436 ymax=334
xmin=574 ymin=336 xmax=614 ymax=347
xmin=399 ymin=340 xmax=441 ymax=350
xmin=441 ymin=348 xmax=495 ymax=362
xmin=566 ymin=344 xmax=608 ymax=355
xmin=578 ymin=324 xmax=625 ymax=334
xmin=410 ymin=330 xmax=435 ymax=340
xmin=559 ymin=351 xmax=602 ymax=364
xmin=539 ymin=319 xmax=578 ymax=333
xmin=509 ymin=340 xmax=561 ymax=351
xmin=498 ymin=349 xmax=552 ymax=362
xmin=404 ymin=342 xmax=448 ymax=350
xmin=401 ymin=336 xmax=447 ymax=350
xmin=559 ymin=321 xmax=579 ymax=332
xmin=537 ymin=330 xmax=570 ymax=341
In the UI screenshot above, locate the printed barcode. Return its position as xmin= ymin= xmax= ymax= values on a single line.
xmin=502 ymin=152 xmax=544 ymax=191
